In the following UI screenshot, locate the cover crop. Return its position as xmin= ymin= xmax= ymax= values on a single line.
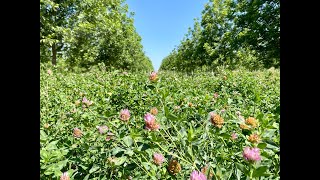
xmin=40 ymin=64 xmax=279 ymax=179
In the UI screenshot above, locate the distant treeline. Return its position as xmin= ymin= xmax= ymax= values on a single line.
xmin=40 ymin=0 xmax=153 ymax=71
xmin=160 ymin=0 xmax=279 ymax=72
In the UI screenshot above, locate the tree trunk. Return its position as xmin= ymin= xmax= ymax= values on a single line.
xmin=52 ymin=43 xmax=57 ymax=66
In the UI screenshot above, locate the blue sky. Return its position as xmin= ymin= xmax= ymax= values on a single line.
xmin=126 ymin=0 xmax=208 ymax=71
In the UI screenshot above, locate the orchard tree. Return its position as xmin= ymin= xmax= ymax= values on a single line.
xmin=40 ymin=0 xmax=78 ymax=65
xmin=40 ymin=0 xmax=153 ymax=71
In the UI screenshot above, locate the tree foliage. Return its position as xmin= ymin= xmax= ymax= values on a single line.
xmin=40 ymin=0 xmax=153 ymax=71
xmin=160 ymin=0 xmax=279 ymax=72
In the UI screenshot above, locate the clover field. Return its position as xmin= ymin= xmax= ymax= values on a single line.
xmin=40 ymin=65 xmax=280 ymax=180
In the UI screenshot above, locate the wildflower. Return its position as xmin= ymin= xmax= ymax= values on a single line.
xmin=144 ymin=113 xmax=155 ymax=127
xmin=213 ymin=93 xmax=218 ymax=98
xmin=82 ymin=97 xmax=93 ymax=107
xmin=209 ymin=112 xmax=224 ymax=128
xmin=60 ymin=172 xmax=70 ymax=180
xmin=106 ymin=132 xmax=115 ymax=141
xmin=221 ymin=109 xmax=226 ymax=113
xmin=168 ymin=159 xmax=181 ymax=175
xmin=73 ymin=128 xmax=82 ymax=138
xmin=75 ymin=100 xmax=80 ymax=106
xmin=120 ymin=109 xmax=130 ymax=121
xmin=107 ymin=157 xmax=117 ymax=164
xmin=153 ymin=153 xmax=165 ymax=166
xmin=201 ymin=165 xmax=208 ymax=174
xmin=47 ymin=69 xmax=52 ymax=75
xmin=248 ymin=133 xmax=260 ymax=143
xmin=82 ymin=97 xmax=89 ymax=104
xmin=174 ymin=106 xmax=180 ymax=111
xmin=188 ymin=102 xmax=193 ymax=107
xmin=149 ymin=71 xmax=158 ymax=82
xmin=240 ymin=124 xmax=250 ymax=130
xmin=223 ymin=76 xmax=227 ymax=80
xmin=148 ymin=121 xmax=160 ymax=131
xmin=144 ymin=113 xmax=160 ymax=131
xmin=150 ymin=107 xmax=158 ymax=115
xmin=245 ymin=117 xmax=258 ymax=128
xmin=97 ymin=125 xmax=108 ymax=134
xmin=201 ymin=165 xmax=213 ymax=179
xmin=190 ymin=170 xmax=207 ymax=180
xmin=243 ymin=147 xmax=262 ymax=162
xmin=231 ymin=132 xmax=238 ymax=140
xmin=44 ymin=123 xmax=49 ymax=129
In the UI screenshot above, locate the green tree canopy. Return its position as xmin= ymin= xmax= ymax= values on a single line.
xmin=160 ymin=0 xmax=279 ymax=72
xmin=40 ymin=0 xmax=153 ymax=71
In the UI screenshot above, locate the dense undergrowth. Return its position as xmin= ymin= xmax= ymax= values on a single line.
xmin=40 ymin=63 xmax=279 ymax=179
